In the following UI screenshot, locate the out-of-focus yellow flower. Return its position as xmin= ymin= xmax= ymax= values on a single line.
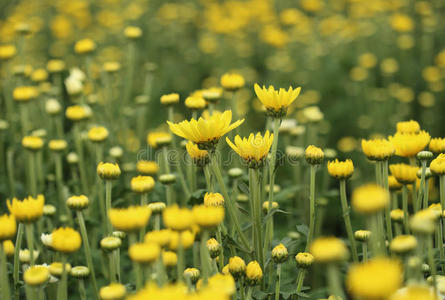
xmin=48 ymin=139 xmax=67 ymax=152
xmin=109 ymin=206 xmax=151 ymax=232
xmin=162 ymin=250 xmax=178 ymax=267
xmin=168 ymin=230 xmax=195 ymax=250
xmin=50 ymin=227 xmax=82 ymax=253
xmin=391 ymin=14 xmax=414 ymax=32
xmin=389 ymin=235 xmax=417 ymax=254
xmin=124 ymin=26 xmax=142 ymax=39
xmin=22 ymin=136 xmax=44 ymax=151
xmin=88 ymin=126 xmax=109 ymax=142
xmin=396 ymin=120 xmax=420 ymax=134
xmin=31 ymin=69 xmax=48 ymax=82
xmin=228 ymin=256 xmax=246 ymax=278
xmin=66 ymin=105 xmax=90 ymax=121
xmin=0 ymin=44 xmax=16 ymax=60
xmin=147 ymin=131 xmax=172 ymax=149
xmin=74 ymin=38 xmax=96 ymax=54
xmin=430 ymin=153 xmax=445 ymax=175
xmin=7 ymin=195 xmax=45 ymax=223
xmin=184 ymin=268 xmax=200 ymax=284
xmin=350 ymin=67 xmax=368 ymax=82
xmin=254 ymin=84 xmax=301 ymax=117
xmin=246 ymin=261 xmax=262 ymax=286
xmin=206 ymin=273 xmax=236 ymax=296
xmin=24 ymin=265 xmax=49 ymax=286
xmin=47 ymin=59 xmax=65 ymax=73
xmin=163 ymin=205 xmax=193 ymax=231
xmin=220 ymin=73 xmax=245 ymax=91
xmin=129 ymin=242 xmax=160 ymax=264
xmin=391 ymin=209 xmax=405 ymax=222
xmin=144 ymin=229 xmax=171 ymax=247
xmin=410 ymin=210 xmax=436 ymax=234
xmin=202 ymin=87 xmax=223 ymax=103
xmin=13 ymin=86 xmax=38 ymax=102
xmin=422 ymin=66 xmax=441 ymax=82
xmin=388 ymin=176 xmax=403 ymax=191
xmin=381 ymin=58 xmax=399 ymax=75
xmin=226 ymin=131 xmax=273 ymax=167
xmin=167 ymin=110 xmax=244 ymax=150
xmin=388 ymin=131 xmax=430 ymax=158
xmin=346 ymin=258 xmax=402 ymax=300
xmin=429 ymin=138 xmax=445 ymax=154
xmin=204 ymin=192 xmax=224 ymax=207
xmin=389 ymin=285 xmax=438 ymax=300
xmin=389 ymin=164 xmax=418 ymax=184
xmin=185 ymin=96 xmax=206 ymax=110
xmin=103 ymin=62 xmax=121 ymax=73
xmin=361 ymin=138 xmax=395 ymax=161
xmin=310 ymin=237 xmax=348 ymax=263
xmin=66 ymin=195 xmax=89 ymax=210
xmin=337 ymin=136 xmax=357 ymax=153
xmin=192 ymin=205 xmax=224 ymax=229
xmin=100 ymin=283 xmax=126 ymax=300
xmin=97 ymin=162 xmax=121 ymax=180
xmin=186 ymin=141 xmax=209 ymax=165
xmin=260 ymin=26 xmax=288 ymax=48
xmin=160 ymin=93 xmax=180 ymax=106
xmin=327 ymin=159 xmax=354 ymax=180
xmin=305 ymin=145 xmax=324 ymax=164
xmin=136 ymin=160 xmax=159 ymax=175
xmin=358 ymin=53 xmax=377 ymax=69
xmin=131 ymin=176 xmax=155 ymax=194
xmin=0 ymin=214 xmax=16 ymax=241
xmin=397 ymin=34 xmax=415 ymax=50
xmin=352 ymin=184 xmax=389 ymax=214
xmin=3 ymin=240 xmax=14 ymax=256
xmin=300 ymin=0 xmax=323 ymax=12
xmin=49 ymin=262 xmax=71 ymax=277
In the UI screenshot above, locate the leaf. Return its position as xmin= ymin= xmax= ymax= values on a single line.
xmin=238 ymin=181 xmax=249 ymax=195
xmin=263 ymin=209 xmax=289 ymax=224
xmin=252 ymin=289 xmax=270 ymax=300
xmin=296 ymin=224 xmax=309 ymax=237
xmin=187 ymin=189 xmax=207 ymax=205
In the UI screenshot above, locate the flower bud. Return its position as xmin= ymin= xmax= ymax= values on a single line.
xmin=49 ymin=262 xmax=71 ymax=277
xmin=97 ymin=162 xmax=121 ymax=180
xmin=66 ymin=195 xmax=89 ymax=210
xmin=70 ymin=266 xmax=90 ymax=278
xmin=159 ymin=174 xmax=176 ymax=185
xmin=305 ymin=145 xmax=324 ymax=165
xmin=184 ymin=268 xmax=200 ymax=284
xmin=100 ymin=236 xmax=122 ymax=252
xmin=390 ymin=235 xmax=417 ymax=254
xmin=417 ymin=150 xmax=433 ymax=161
xmin=246 ymin=261 xmax=263 ymax=286
xmin=148 ymin=202 xmax=166 ymax=214
xmin=228 ymin=256 xmax=246 ymax=278
xmin=206 ymin=238 xmax=221 ymax=259
xmin=295 ymin=252 xmax=314 ymax=269
xmin=354 ymin=230 xmax=371 ymax=242
xmin=272 ymin=243 xmax=288 ymax=263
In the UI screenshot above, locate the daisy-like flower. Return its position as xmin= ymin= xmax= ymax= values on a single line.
xmin=226 ymin=131 xmax=274 ymax=168
xmin=7 ymin=195 xmax=45 ymax=223
xmin=388 ymin=131 xmax=431 ymax=158
xmin=254 ymin=84 xmax=301 ymax=117
xmin=167 ymin=110 xmax=244 ymax=150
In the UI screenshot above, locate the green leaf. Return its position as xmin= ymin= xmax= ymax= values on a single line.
xmin=296 ymin=224 xmax=309 ymax=237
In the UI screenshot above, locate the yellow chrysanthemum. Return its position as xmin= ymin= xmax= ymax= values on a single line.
xmin=136 ymin=160 xmax=159 ymax=175
xmin=361 ymin=138 xmax=395 ymax=161
xmin=309 ymin=237 xmax=349 ymax=263
xmin=192 ymin=205 xmax=225 ymax=228
xmin=226 ymin=131 xmax=273 ymax=167
xmin=50 ymin=227 xmax=82 ymax=253
xmin=65 ymin=105 xmax=89 ymax=121
xmin=430 ymin=153 xmax=445 ymax=175
xmin=160 ymin=93 xmax=180 ymax=106
xmin=0 ymin=214 xmax=16 ymax=241
xmin=88 ymin=126 xmax=109 ymax=142
xmin=48 ymin=139 xmax=67 ymax=152
xmin=347 ymin=258 xmax=402 ymax=300
xmin=254 ymin=83 xmax=301 ymax=116
xmin=327 ymin=159 xmax=354 ymax=180
xmin=163 ymin=205 xmax=194 ymax=231
xmin=388 ymin=175 xmax=403 ymax=190
xmin=305 ymin=145 xmax=324 ymax=164
xmin=389 ymin=285 xmax=438 ymax=300
xmin=7 ymin=195 xmax=45 ymax=223
xmin=204 ymin=192 xmax=224 ymax=207
xmin=13 ymin=86 xmax=38 ymax=102
xmin=396 ymin=120 xmax=420 ymax=134
xmin=220 ymin=73 xmax=245 ymax=91
xmin=168 ymin=230 xmax=195 ymax=250
xmin=185 ymin=96 xmax=206 ymax=110
xmin=246 ymin=261 xmax=263 ymax=285
xmin=147 ymin=131 xmax=172 ymax=149
xmin=389 ymin=163 xmax=419 ymax=184
xmin=167 ymin=110 xmax=244 ymax=150
xmin=128 ymin=242 xmax=161 ymax=264
xmin=130 ymin=176 xmax=155 ymax=193
xmin=390 ymin=235 xmax=417 ymax=254
xmin=352 ymin=184 xmax=389 ymax=214
xmin=24 ymin=265 xmax=50 ymax=286
xmin=185 ymin=141 xmax=209 ymax=165
xmin=0 ymin=44 xmax=16 ymax=60
xmin=97 ymin=162 xmax=121 ymax=180
xmin=74 ymin=38 xmax=96 ymax=54
xmin=389 ymin=131 xmax=431 ymax=157
xmin=108 ymin=206 xmax=151 ymax=232
xmin=429 ymin=137 xmax=445 ymax=154
xmin=144 ymin=229 xmax=172 ymax=247
xmin=124 ymin=26 xmax=142 ymax=39
xmin=22 ymin=136 xmax=44 ymax=151
xmin=47 ymin=59 xmax=65 ymax=73
xmin=100 ymin=283 xmax=126 ymax=300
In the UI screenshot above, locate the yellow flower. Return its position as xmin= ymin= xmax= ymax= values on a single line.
xmin=354 ymin=230 xmax=371 ymax=242
xmin=295 ymin=252 xmax=314 ymax=268
xmin=167 ymin=110 xmax=244 ymax=150
xmin=162 ymin=250 xmax=178 ymax=267
xmin=220 ymin=73 xmax=245 ymax=91
xmin=396 ymin=120 xmax=420 ymax=134
xmin=192 ymin=205 xmax=224 ymax=228
xmin=184 ymin=268 xmax=200 ymax=283
xmin=389 ymin=285 xmax=438 ymax=300
xmin=129 ymin=242 xmax=161 ymax=264
xmin=48 ymin=139 xmax=67 ymax=152
xmin=103 ymin=62 xmax=121 ymax=73
xmin=74 ymin=38 xmax=96 ymax=54
xmin=108 ymin=206 xmax=151 ymax=232
xmin=202 ymin=87 xmax=223 ymax=102
xmin=22 ymin=136 xmax=44 ymax=151
xmin=7 ymin=195 xmax=45 ymax=223
xmin=31 ymin=69 xmax=48 ymax=82
xmin=144 ymin=229 xmax=172 ymax=247
xmin=228 ymin=256 xmax=246 ymax=277
xmin=13 ymin=86 xmax=38 ymax=102
xmin=206 ymin=238 xmax=221 ymax=258
xmin=147 ymin=202 xmax=166 ymax=214
xmin=352 ymin=184 xmax=389 ymax=214
xmin=88 ymin=126 xmax=109 ymax=142
xmin=391 ymin=209 xmax=405 ymax=222
xmin=327 ymin=159 xmax=354 ymax=179
xmin=3 ymin=240 xmax=15 ymax=256
xmin=47 ymin=59 xmax=65 ymax=73
xmin=389 ymin=131 xmax=431 ymax=158
xmin=0 ymin=44 xmax=16 ymax=60
xmin=254 ymin=83 xmax=301 ymax=116
xmin=136 ymin=160 xmax=159 ymax=175
xmin=131 ymin=176 xmax=155 ymax=193
xmin=206 ymin=273 xmax=236 ymax=296
xmin=147 ymin=132 xmax=171 ymax=149
xmin=389 ymin=164 xmax=418 ymax=184
xmin=430 ymin=153 xmax=445 ymax=175
xmin=163 ymin=205 xmax=193 ymax=231
xmin=66 ymin=105 xmax=89 ymax=121
xmin=168 ymin=230 xmax=195 ymax=250
xmin=246 ymin=261 xmax=263 ymax=286
xmin=100 ymin=283 xmax=126 ymax=300
xmin=66 ymin=195 xmax=89 ymax=210
xmin=361 ymin=138 xmax=395 ymax=161
xmin=305 ymin=145 xmax=324 ymax=165
xmin=226 ymin=131 xmax=274 ymax=167
xmin=160 ymin=93 xmax=180 ymax=106
xmin=346 ymin=257 xmax=402 ymax=300
xmin=309 ymin=237 xmax=349 ymax=263
xmin=388 ymin=176 xmax=403 ymax=191
xmin=271 ymin=243 xmax=288 ymax=263
xmin=49 ymin=262 xmax=71 ymax=277
xmin=185 ymin=141 xmax=209 ymax=165
xmin=50 ymin=227 xmax=82 ymax=253
xmin=204 ymin=192 xmax=224 ymax=207
xmin=390 ymin=235 xmax=417 ymax=254
xmin=185 ymin=96 xmax=206 ymax=110
xmin=429 ymin=138 xmax=445 ymax=153
xmin=391 ymin=14 xmax=414 ymax=32
xmin=0 ymin=214 xmax=16 ymax=241
xmin=410 ymin=210 xmax=436 ymax=234
xmin=358 ymin=53 xmax=377 ymax=69
xmin=124 ymin=26 xmax=142 ymax=39
xmin=97 ymin=162 xmax=121 ymax=180
xmin=24 ymin=265 xmax=49 ymax=286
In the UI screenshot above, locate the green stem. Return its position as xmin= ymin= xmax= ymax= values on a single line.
xmin=74 ymin=124 xmax=89 ymax=195
xmin=216 ymin=227 xmax=224 ymax=271
xmin=57 ymin=255 xmax=68 ymax=300
xmin=327 ymin=264 xmax=345 ymax=299
xmin=129 ymin=234 xmax=143 ymax=290
xmin=402 ymin=185 xmax=410 ymax=234
xmin=13 ymin=224 xmax=24 ymax=300
xmin=368 ymin=214 xmax=381 ymax=257
xmin=200 ymin=230 xmax=210 ymax=284
xmin=246 ymin=286 xmax=252 ymax=300
xmin=28 ymin=152 xmax=37 ymax=197
xmin=296 ymin=269 xmax=307 ymax=293
xmin=203 ymin=164 xmax=213 ymax=191
xmin=427 ymin=234 xmax=437 ymax=294
xmin=109 ymin=251 xmax=117 ymax=283
xmin=275 ymin=264 xmax=282 ymax=300
xmin=7 ymin=149 xmax=16 ymax=197
xmin=339 ymin=180 xmax=358 ymax=262
xmin=105 ymin=180 xmax=113 ymax=235
xmin=0 ymin=244 xmax=10 ymax=300
xmin=382 ymin=160 xmax=393 ymax=241
xmin=76 ymin=211 xmax=99 ymax=300
xmin=239 ymin=276 xmax=246 ymax=300
xmin=177 ymin=233 xmax=184 ymax=282
xmin=416 ymin=160 xmax=427 ymax=212
xmin=362 ymin=243 xmax=368 ymax=262
xmin=423 ymin=178 xmax=430 ymax=209
xmin=250 ymin=168 xmax=264 ymax=269
xmin=78 ymin=279 xmax=87 ymax=300
xmin=140 ymin=193 xmax=148 ymax=241
xmin=305 ymin=165 xmax=317 ymax=251
xmin=25 ymin=224 xmax=35 ymax=265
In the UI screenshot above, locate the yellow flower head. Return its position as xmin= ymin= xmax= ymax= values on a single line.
xmin=7 ymin=195 xmax=45 ymax=223
xmin=305 ymin=145 xmax=324 ymax=164
xmin=48 ymin=262 xmax=71 ymax=277
xmin=271 ymin=243 xmax=289 ymax=263
xmin=361 ymin=138 xmax=395 ymax=161
xmin=160 ymin=93 xmax=180 ymax=106
xmin=0 ymin=214 xmax=16 ymax=241
xmin=162 ymin=250 xmax=178 ymax=267
xmin=13 ymin=86 xmax=38 ymax=102
xmin=390 ymin=235 xmax=417 ymax=254
xmin=0 ymin=44 xmax=16 ymax=60
xmin=66 ymin=105 xmax=89 ymax=121
xmin=228 ymin=256 xmax=246 ymax=278
xmin=47 ymin=59 xmax=65 ymax=73
xmin=129 ymin=242 xmax=161 ymax=264
xmin=108 ymin=206 xmax=151 ymax=232
xmin=147 ymin=202 xmax=166 ymax=214
xmin=352 ymin=184 xmax=389 ymax=214
xmin=103 ymin=62 xmax=121 ymax=73
xmin=391 ymin=209 xmax=405 ymax=222
xmin=389 ymin=131 xmax=431 ymax=158
xmin=309 ymin=237 xmax=349 ymax=263
xmin=186 ymin=141 xmax=209 ymax=166
xmin=226 ymin=131 xmax=274 ymax=167
xmin=50 ymin=227 xmax=82 ymax=253
xmin=97 ymin=162 xmax=121 ymax=180
xmin=185 ymin=96 xmax=206 ymax=110
xmin=206 ymin=273 xmax=236 ymax=296
xmin=167 ymin=110 xmax=244 ymax=150
xmin=192 ymin=205 xmax=225 ymax=228
xmin=66 ymin=195 xmax=89 ymax=210
xmin=131 ymin=176 xmax=155 ymax=194
xmin=22 ymin=136 xmax=44 ymax=151
xmin=24 ymin=265 xmax=49 ymax=286
xmin=327 ymin=159 xmax=354 ymax=180
xmin=396 ymin=120 xmax=420 ymax=134
xmin=254 ymin=83 xmax=301 ymax=117
xmin=429 ymin=138 xmax=445 ymax=154
xmin=410 ymin=210 xmax=436 ymax=234
xmin=124 ymin=26 xmax=142 ymax=39
xmin=389 ymin=285 xmax=438 ymax=300
xmin=346 ymin=257 xmax=402 ymax=300
xmin=204 ymin=192 xmax=224 ymax=207
xmin=48 ymin=139 xmax=67 ymax=152
xmin=388 ymin=175 xmax=403 ymax=191
xmin=391 ymin=14 xmax=414 ymax=33
xmin=246 ymin=261 xmax=263 ymax=286
xmin=389 ymin=163 xmax=419 ymax=184
xmin=202 ymin=87 xmax=223 ymax=102
xmin=74 ymin=38 xmax=96 ymax=54
xmin=206 ymin=238 xmax=221 ymax=258
xmin=163 ymin=205 xmax=193 ymax=231
xmin=31 ymin=69 xmax=48 ymax=82
xmin=100 ymin=283 xmax=126 ymax=300
xmin=295 ymin=252 xmax=314 ymax=268
xmin=88 ymin=126 xmax=109 ymax=142
xmin=168 ymin=230 xmax=195 ymax=250
xmin=430 ymin=153 xmax=445 ymax=175
xmin=147 ymin=131 xmax=172 ymax=149
xmin=136 ymin=160 xmax=159 ymax=175
xmin=144 ymin=229 xmax=172 ymax=247
xmin=3 ymin=240 xmax=14 ymax=256
xmin=184 ymin=268 xmax=200 ymax=284
xmin=220 ymin=73 xmax=245 ymax=91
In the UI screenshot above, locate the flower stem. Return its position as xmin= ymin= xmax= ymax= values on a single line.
xmin=339 ymin=180 xmax=358 ymax=262
xmin=402 ymin=185 xmax=410 ymax=234
xmin=78 ymin=279 xmax=87 ymax=300
xmin=140 ymin=193 xmax=148 ymax=241
xmin=74 ymin=124 xmax=89 ymax=194
xmin=203 ymin=164 xmax=213 ymax=191
xmin=381 ymin=160 xmax=393 ymax=241
xmin=25 ymin=223 xmax=35 ymax=265
xmin=246 ymin=286 xmax=253 ymax=300
xmin=57 ymin=255 xmax=68 ymax=300
xmin=76 ymin=211 xmax=99 ymax=300
xmin=305 ymin=164 xmax=317 ymax=251
xmin=427 ymin=234 xmax=437 ymax=294
xmin=177 ymin=233 xmax=184 ymax=282
xmin=200 ymin=230 xmax=210 ymax=284
xmin=13 ymin=223 xmax=24 ymax=300
xmin=416 ymin=160 xmax=427 ymax=212
xmin=362 ymin=243 xmax=368 ymax=262
xmin=129 ymin=233 xmax=143 ymax=290
xmin=327 ymin=264 xmax=345 ymax=300
xmin=0 ymin=244 xmax=11 ymax=300
xmin=296 ymin=269 xmax=307 ymax=293
xmin=275 ymin=263 xmax=282 ymax=300
xmin=105 ymin=180 xmax=113 ymax=235
xmin=239 ymin=276 xmax=246 ymax=300
xmin=28 ymin=152 xmax=37 ymax=197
